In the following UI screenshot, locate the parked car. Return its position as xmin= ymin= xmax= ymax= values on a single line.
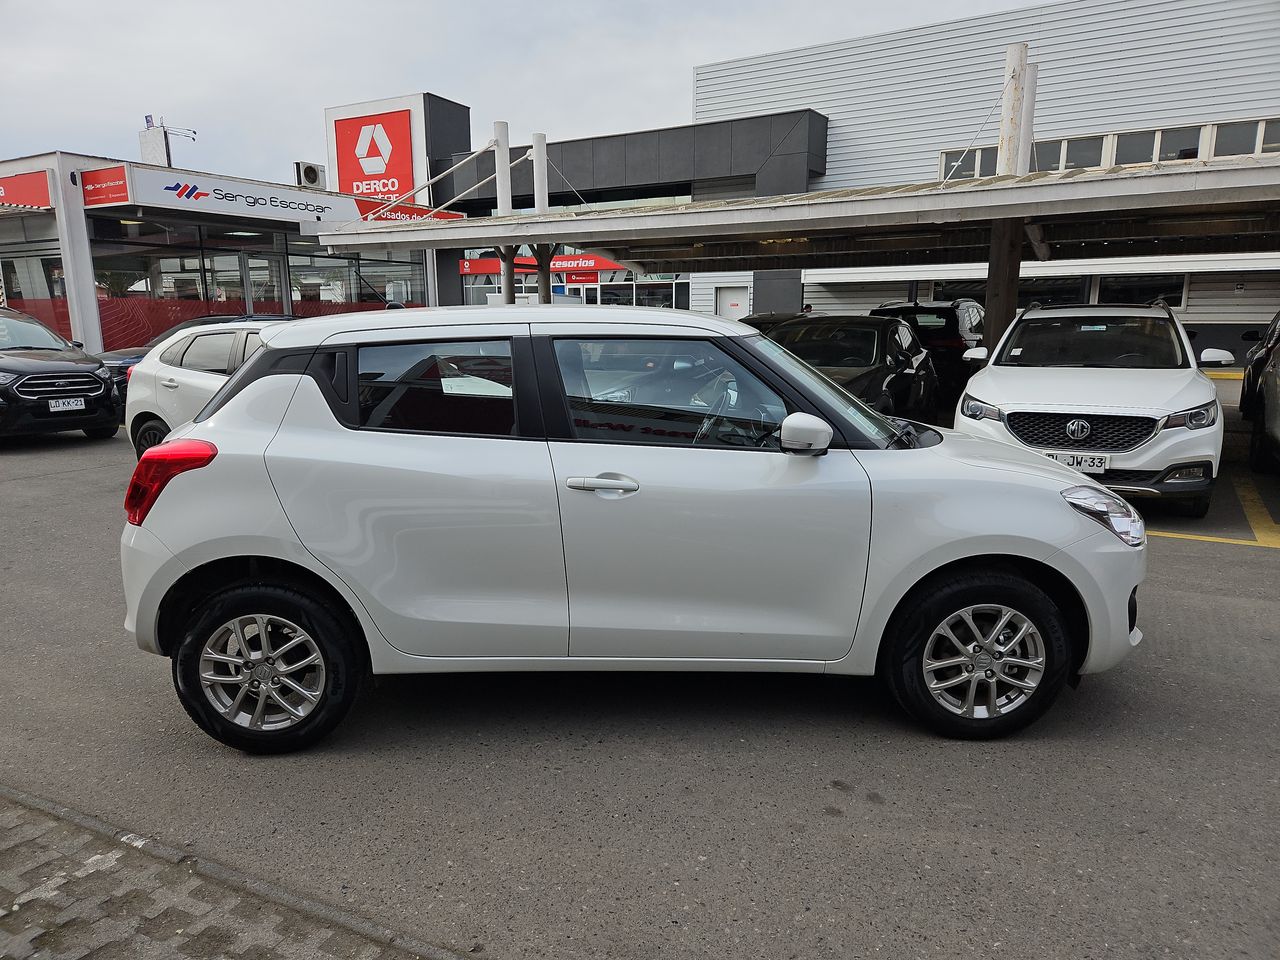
xmin=768 ymin=314 xmax=939 ymax=419
xmin=125 ymin=320 xmax=273 ymax=458
xmin=1249 ymin=341 xmax=1279 ymax=472
xmin=953 ymin=303 xmax=1233 ymax=517
xmin=122 ymin=306 xmax=1147 ymax=753
xmin=0 ymin=307 xmax=121 ymax=441
xmin=740 ymin=310 xmax=820 ymax=336
xmin=1239 ymin=309 xmax=1280 ymax=420
xmin=98 ymin=314 xmax=289 ymax=411
xmin=870 ymin=299 xmax=985 ymax=401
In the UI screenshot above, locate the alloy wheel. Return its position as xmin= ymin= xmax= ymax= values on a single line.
xmin=198 ymin=615 xmax=326 ymax=731
xmin=921 ymin=604 xmax=1046 ymax=719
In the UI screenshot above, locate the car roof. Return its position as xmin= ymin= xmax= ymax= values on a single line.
xmin=259 ymin=305 xmax=756 ymax=349
xmin=772 ymin=314 xmax=887 ymax=329
xmin=1019 ymin=303 xmax=1177 ymax=320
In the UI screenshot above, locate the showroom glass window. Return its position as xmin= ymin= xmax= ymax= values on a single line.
xmin=551 ymin=338 xmax=788 ymax=449
xmin=357 ymin=340 xmax=515 ymax=435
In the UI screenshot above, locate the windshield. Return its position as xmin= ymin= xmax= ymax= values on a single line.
xmin=748 ymin=335 xmax=899 ymax=447
xmin=0 ymin=312 xmax=67 ymax=350
xmin=996 ymin=315 xmax=1188 ymax=368
xmin=772 ymin=324 xmax=879 ymax=368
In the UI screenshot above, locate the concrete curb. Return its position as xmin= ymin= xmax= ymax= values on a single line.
xmin=0 ymin=782 xmax=471 ymax=960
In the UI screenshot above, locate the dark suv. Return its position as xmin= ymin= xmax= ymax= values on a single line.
xmin=1240 ymin=309 xmax=1280 ymax=420
xmin=870 ymin=299 xmax=985 ymax=401
xmin=0 ymin=307 xmax=120 ymax=440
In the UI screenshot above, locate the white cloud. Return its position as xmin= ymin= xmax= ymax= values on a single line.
xmin=1 ymin=0 xmax=1041 ymax=181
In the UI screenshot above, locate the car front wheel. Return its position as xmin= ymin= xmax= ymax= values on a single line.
xmin=172 ymin=585 xmax=362 ymax=753
xmin=882 ymin=568 xmax=1072 ymax=739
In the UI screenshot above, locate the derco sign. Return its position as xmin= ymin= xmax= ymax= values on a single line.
xmin=334 ymin=109 xmax=414 ymax=201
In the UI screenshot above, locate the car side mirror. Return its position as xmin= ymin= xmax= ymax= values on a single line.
xmin=779 ymin=412 xmax=833 ymax=456
xmin=1198 ymin=348 xmax=1235 ymax=367
xmin=963 ymin=346 xmax=989 ymax=362
xmin=1242 ymin=329 xmax=1263 ymax=343
xmin=70 ymin=340 xmax=84 ymax=349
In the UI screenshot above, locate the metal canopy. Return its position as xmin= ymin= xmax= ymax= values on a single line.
xmin=314 ymin=155 xmax=1280 ymax=273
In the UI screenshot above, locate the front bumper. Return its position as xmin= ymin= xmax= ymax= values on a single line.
xmin=0 ymin=386 xmax=121 ymax=436
xmin=1049 ymin=528 xmax=1147 ymax=675
xmin=953 ymin=413 xmax=1222 ymax=499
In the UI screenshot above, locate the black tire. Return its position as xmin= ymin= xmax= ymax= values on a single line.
xmin=172 ymin=584 xmax=362 ymax=753
xmin=1181 ymin=493 xmax=1212 ymax=519
xmin=132 ymin=418 xmax=169 ymax=459
xmin=1250 ymin=401 xmax=1276 ymax=474
xmin=880 ymin=567 xmax=1072 ymax=739
xmin=83 ymin=425 xmax=119 ymax=440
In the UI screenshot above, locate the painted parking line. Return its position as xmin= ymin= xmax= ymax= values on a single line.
xmin=1206 ymin=370 xmax=1244 ymax=380
xmin=1147 ymin=473 xmax=1280 ymax=549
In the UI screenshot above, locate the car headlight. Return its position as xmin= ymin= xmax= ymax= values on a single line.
xmin=1062 ymin=485 xmax=1145 ymax=547
xmin=959 ymin=393 xmax=1001 ymax=421
xmin=93 ymin=367 xmax=113 ymax=380
xmin=0 ymin=372 xmax=17 ymax=386
xmin=1163 ymin=401 xmax=1218 ymax=430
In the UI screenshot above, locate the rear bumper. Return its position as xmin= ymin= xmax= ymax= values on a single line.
xmin=121 ymin=524 xmax=185 ymax=655
xmin=0 ymin=390 xmax=121 ymax=436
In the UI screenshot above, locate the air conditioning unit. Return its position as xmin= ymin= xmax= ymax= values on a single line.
xmin=293 ymin=161 xmax=327 ymax=189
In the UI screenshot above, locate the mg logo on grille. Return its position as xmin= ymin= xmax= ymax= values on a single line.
xmin=1065 ymin=419 xmax=1091 ymax=440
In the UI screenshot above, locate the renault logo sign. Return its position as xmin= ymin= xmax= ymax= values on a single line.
xmin=1066 ymin=419 xmax=1091 ymax=440
xmin=355 ymin=124 xmax=394 ymax=176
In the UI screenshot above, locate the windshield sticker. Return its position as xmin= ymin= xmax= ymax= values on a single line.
xmin=1010 ymin=347 xmax=1023 ymax=355
xmin=1080 ymin=324 xmax=1108 ymax=331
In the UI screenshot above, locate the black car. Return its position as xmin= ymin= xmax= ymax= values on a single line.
xmin=96 ymin=313 xmax=290 ymax=410
xmin=1240 ymin=309 xmax=1280 ymax=419
xmin=740 ymin=310 xmax=824 ymax=336
xmin=0 ymin=307 xmax=121 ymax=440
xmin=768 ymin=314 xmax=939 ymax=419
xmin=869 ymin=299 xmax=985 ymax=402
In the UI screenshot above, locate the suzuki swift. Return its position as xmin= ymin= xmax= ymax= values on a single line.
xmin=121 ymin=306 xmax=1146 ymax=752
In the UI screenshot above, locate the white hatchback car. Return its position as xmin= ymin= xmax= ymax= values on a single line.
xmin=125 ymin=321 xmax=273 ymax=458
xmin=955 ymin=304 xmax=1233 ymax=517
xmin=121 ymin=306 xmax=1147 ymax=752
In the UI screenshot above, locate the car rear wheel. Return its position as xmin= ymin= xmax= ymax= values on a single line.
xmin=881 ymin=568 xmax=1071 ymax=739
xmin=172 ymin=585 xmax=362 ymax=753
xmin=132 ymin=418 xmax=169 ymax=459
xmin=83 ymin=425 xmax=119 ymax=440
xmin=1250 ymin=400 xmax=1276 ymax=474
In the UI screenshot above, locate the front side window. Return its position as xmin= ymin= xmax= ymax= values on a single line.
xmin=358 ymin=340 xmax=514 ymax=435
xmin=996 ymin=316 xmax=1187 ymax=369
xmin=552 ymin=338 xmax=787 ymax=449
xmin=179 ymin=332 xmax=237 ymax=374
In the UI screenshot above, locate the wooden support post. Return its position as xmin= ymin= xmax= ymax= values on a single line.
xmin=985 ymin=218 xmax=1023 ymax=349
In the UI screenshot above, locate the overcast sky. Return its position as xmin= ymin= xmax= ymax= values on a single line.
xmin=3 ymin=0 xmax=1042 ymax=183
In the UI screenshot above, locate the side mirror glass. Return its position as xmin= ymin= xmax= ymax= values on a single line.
xmin=1241 ymin=329 xmax=1263 ymax=343
xmin=70 ymin=340 xmax=84 ymax=349
xmin=963 ymin=346 xmax=989 ymax=362
xmin=779 ymin=412 xmax=833 ymax=456
xmin=1198 ymin=348 xmax=1235 ymax=367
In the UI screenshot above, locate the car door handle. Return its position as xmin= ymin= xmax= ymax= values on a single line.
xmin=160 ymin=378 xmax=179 ymax=389
xmin=566 ymin=476 xmax=640 ymax=493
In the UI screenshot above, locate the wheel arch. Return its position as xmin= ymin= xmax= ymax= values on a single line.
xmin=155 ymin=555 xmax=371 ymax=672
xmin=128 ymin=410 xmax=169 ymax=446
xmin=873 ymin=553 xmax=1089 ymax=678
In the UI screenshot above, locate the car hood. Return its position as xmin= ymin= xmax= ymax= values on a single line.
xmin=929 ymin=427 xmax=1098 ymax=487
xmin=0 ymin=349 xmax=103 ymax=374
xmin=965 ymin=365 xmax=1214 ymax=415
xmin=96 ymin=348 xmax=148 ymax=365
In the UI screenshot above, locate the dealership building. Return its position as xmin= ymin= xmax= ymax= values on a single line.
xmin=2 ymin=0 xmax=1279 ymax=353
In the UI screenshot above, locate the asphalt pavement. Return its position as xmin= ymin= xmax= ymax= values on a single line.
xmin=1 ymin=397 xmax=1277 ymax=960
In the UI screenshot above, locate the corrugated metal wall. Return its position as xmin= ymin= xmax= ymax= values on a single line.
xmin=694 ymin=0 xmax=1280 ymax=191
xmin=690 ymin=272 xmax=753 ymax=315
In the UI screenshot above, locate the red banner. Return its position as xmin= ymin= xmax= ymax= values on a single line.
xmin=0 ymin=171 xmax=52 ymax=209
xmin=352 ymin=198 xmax=463 ymax=223
xmin=459 ymin=254 xmax=623 ymax=275
xmin=82 ymin=165 xmax=130 ymax=206
xmin=334 ymin=109 xmax=415 ymax=201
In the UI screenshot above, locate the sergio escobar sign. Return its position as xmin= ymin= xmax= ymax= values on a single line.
xmin=126 ymin=165 xmax=458 ymax=224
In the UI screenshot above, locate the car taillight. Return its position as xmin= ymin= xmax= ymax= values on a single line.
xmin=124 ymin=439 xmax=217 ymax=526
xmin=125 ymin=364 xmax=135 ymax=381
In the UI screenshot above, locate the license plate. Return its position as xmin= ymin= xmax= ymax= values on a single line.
xmin=1044 ymin=451 xmax=1108 ymax=474
xmin=48 ymin=398 xmax=86 ymax=412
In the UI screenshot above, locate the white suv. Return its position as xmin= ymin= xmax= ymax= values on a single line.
xmin=954 ymin=304 xmax=1233 ymax=518
xmin=121 ymin=306 xmax=1147 ymax=752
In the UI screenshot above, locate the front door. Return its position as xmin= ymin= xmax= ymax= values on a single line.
xmin=266 ymin=329 xmax=568 ymax=658
xmin=539 ymin=334 xmax=873 ymax=661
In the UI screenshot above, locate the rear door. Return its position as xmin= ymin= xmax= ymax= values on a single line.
xmin=156 ymin=329 xmax=239 ymax=426
xmin=266 ymin=324 xmax=569 ymax=659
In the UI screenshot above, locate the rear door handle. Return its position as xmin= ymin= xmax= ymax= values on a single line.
xmin=566 ymin=476 xmax=640 ymax=493
xmin=160 ymin=378 xmax=179 ymax=389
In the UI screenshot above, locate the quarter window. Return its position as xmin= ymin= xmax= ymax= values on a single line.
xmin=179 ymin=332 xmax=237 ymax=374
xmin=241 ymin=332 xmax=263 ymax=364
xmin=357 ymin=340 xmax=515 ymax=435
xmin=552 ymin=338 xmax=788 ymax=449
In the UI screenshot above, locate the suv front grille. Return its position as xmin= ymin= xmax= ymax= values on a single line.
xmin=1005 ymin=411 xmax=1158 ymax=452
xmin=12 ymin=372 xmax=105 ymax=400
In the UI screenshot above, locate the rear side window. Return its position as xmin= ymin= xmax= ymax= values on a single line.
xmin=357 ymin=340 xmax=515 ymax=436
xmin=180 ymin=332 xmax=237 ymax=374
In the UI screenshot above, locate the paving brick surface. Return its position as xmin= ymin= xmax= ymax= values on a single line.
xmin=0 ymin=798 xmax=429 ymax=960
